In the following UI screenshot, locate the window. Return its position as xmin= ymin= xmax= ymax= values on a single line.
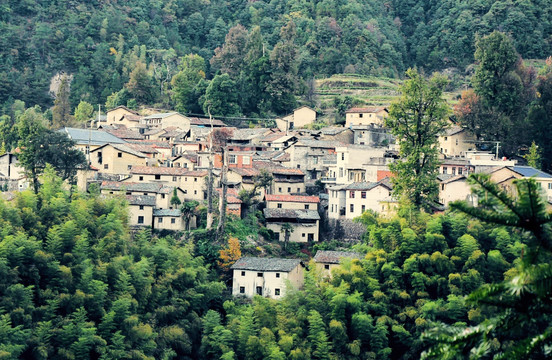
xmin=350 ymin=204 xmax=354 ymax=213
xmin=452 ymin=167 xmax=456 ymax=175
xmin=257 ymin=273 xmax=263 ymax=277
xmin=139 ymin=176 xmax=144 ymax=181
xmin=194 ymin=178 xmax=197 ymax=182
xmin=359 ymin=113 xmax=363 ymax=118
xmin=276 ymin=273 xmax=280 ymax=278
xmin=443 ymin=167 xmax=447 ymax=174
xmin=277 ymin=203 xmax=282 ymax=208
xmin=172 ymin=176 xmax=177 ymax=181
xmin=304 ymin=204 xmax=309 ymax=209
xmin=171 ymin=218 xmax=175 ymax=224
xmin=297 ymin=188 xmax=300 ymax=192
xmin=287 ymin=187 xmax=291 ymax=193
xmin=350 ymin=191 xmax=355 ymax=198
xmin=194 ymin=190 xmax=197 ymax=195
xmin=161 ymin=194 xmax=165 ymax=199
xmin=361 ymin=205 xmax=365 ymax=213
xmin=549 ymin=183 xmax=552 ymax=190
xmin=361 ymin=191 xmax=366 ymax=199
xmin=127 ymin=165 xmax=132 ymax=170
xmin=240 ymin=286 xmax=245 ymax=294
xmin=104 ymin=164 xmax=109 ymax=169
xmin=341 ymin=153 xmax=345 ymax=161
xmin=243 ymin=156 xmax=250 ymax=165
xmin=275 ymin=288 xmax=281 ymax=296
xmin=155 ymin=174 xmax=161 ymax=180
xmin=444 ymin=136 xmax=448 ymax=141
xmin=278 ymin=187 xmax=282 ymax=193
xmin=458 ymin=167 xmax=463 ymax=175
xmin=456 ymin=139 xmax=459 ymax=145
xmin=256 ymin=286 xmax=262 ymax=295
xmin=289 ymin=121 xmax=294 ymax=130
xmin=229 ymin=155 xmax=237 ymax=164
xmin=139 ymin=205 xmax=144 ymax=210
xmin=118 ymin=152 xmax=122 ymax=158
xmin=297 ymin=164 xmax=301 ymax=169
xmin=313 ymin=157 xmax=318 ymax=165
xmin=302 ymin=233 xmax=306 ymax=237
xmin=138 ymin=216 xmax=144 ymax=224
xmin=324 ymin=264 xmax=330 ymax=270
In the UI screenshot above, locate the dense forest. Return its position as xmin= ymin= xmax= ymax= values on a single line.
xmin=1 ymin=0 xmax=551 ymax=114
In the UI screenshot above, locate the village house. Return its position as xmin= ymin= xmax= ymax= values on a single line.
xmin=100 ymin=181 xmax=187 ymax=209
xmin=326 ymin=145 xmax=392 ymax=186
xmin=227 ymin=151 xmax=255 ymax=169
xmin=89 ymin=143 xmax=148 ymax=175
xmin=275 ymin=106 xmax=317 ymax=132
xmin=438 ymin=126 xmax=477 ymax=157
xmin=439 ymin=158 xmax=473 ymax=176
xmin=345 ymin=107 xmax=388 ymax=127
xmin=61 ymin=127 xmax=126 ymax=155
xmin=105 ymin=105 xmax=140 ymax=127
xmin=104 ymin=127 xmax=144 ymax=141
xmin=231 ymin=257 xmax=304 ymax=299
xmin=352 ymin=124 xmax=394 ymax=146
xmin=318 ymin=127 xmax=354 ymax=144
xmin=0 ymin=153 xmax=27 ymax=191
xmin=268 ymin=167 xmax=306 ymax=195
xmin=488 ymin=166 xmax=552 ymax=200
xmin=228 ymin=128 xmax=273 ymax=148
xmin=153 ymin=209 xmax=185 ymax=231
xmin=313 ymin=250 xmax=363 ymax=278
xmin=328 ymin=179 xmax=395 ymax=219
xmin=437 ymin=174 xmax=475 ymax=207
xmin=265 ymin=194 xmax=320 ymax=211
xmin=227 ymin=167 xmax=260 ymax=192
xmin=259 ymin=132 xmax=295 ymax=151
xmin=126 ymin=195 xmax=156 ymax=227
xmin=264 ymin=207 xmax=320 ymax=242
xmin=142 ymin=112 xmax=191 ymax=132
xmin=284 ymin=140 xmax=340 ymax=180
xmin=216 ymin=188 xmax=243 ymax=217
xmin=169 ymin=153 xmax=197 ymax=170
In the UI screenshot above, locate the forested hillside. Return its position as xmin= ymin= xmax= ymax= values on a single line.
xmin=1 ymin=0 xmax=551 ymax=113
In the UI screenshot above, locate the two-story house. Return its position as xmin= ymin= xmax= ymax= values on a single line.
xmin=328 ymin=179 xmax=395 ymax=219
xmin=231 ymin=257 xmax=304 ymax=299
xmin=264 ymin=194 xmax=320 ymax=242
xmin=345 ymin=107 xmax=388 ymax=127
xmin=90 ymin=143 xmax=148 ymax=174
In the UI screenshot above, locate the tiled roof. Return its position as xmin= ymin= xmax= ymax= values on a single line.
xmin=265 ymin=194 xmax=320 ymax=203
xmin=153 ymin=209 xmax=182 ymax=217
xmin=270 ymin=168 xmax=305 ymax=176
xmin=440 ymin=174 xmax=467 ymax=184
xmin=189 ymin=117 xmax=226 ymax=126
xmin=126 ymin=195 xmax=156 ymax=206
xmin=105 ymin=128 xmax=143 ymax=140
xmin=231 ymin=128 xmax=271 ymax=141
xmin=263 ymin=208 xmax=320 ymax=220
xmin=344 ymin=181 xmax=392 ymax=191
xmin=126 ymin=143 xmax=159 ymax=154
xmin=173 ymin=153 xmax=198 ymax=163
xmin=185 ymin=170 xmax=209 ymax=177
xmin=127 ymin=140 xmax=172 ymax=148
xmin=131 ymin=166 xmax=190 ymax=176
xmin=215 ymin=188 xmax=243 ymax=203
xmin=442 ymin=125 xmax=466 ymax=136
xmin=231 ymin=257 xmax=302 ymax=272
xmin=61 ymin=127 xmax=126 ymax=145
xmin=511 ymin=166 xmax=552 ymax=179
xmin=295 ymin=140 xmax=341 ymax=148
xmin=101 ymin=181 xmax=163 ymax=192
xmin=320 ymin=127 xmax=349 ymax=135
xmin=313 ymin=250 xmax=364 ymax=264
xmin=230 ymin=167 xmax=260 ymax=177
xmin=107 ymin=105 xmax=139 ymax=115
xmin=345 ymin=107 xmax=387 ymax=114
xmin=261 ymin=132 xmax=288 ymax=142
xmin=142 ymin=112 xmax=183 ymax=119
xmin=105 ymin=143 xmax=148 ymax=158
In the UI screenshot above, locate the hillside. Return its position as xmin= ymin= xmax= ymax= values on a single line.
xmin=1 ymin=0 xmax=551 ymax=114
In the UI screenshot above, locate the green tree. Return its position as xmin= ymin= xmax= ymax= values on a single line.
xmin=202 ymin=74 xmax=240 ymax=117
xmin=74 ymin=101 xmax=94 ymax=123
xmin=125 ymin=61 xmax=154 ymax=104
xmin=385 ymin=68 xmax=449 ymax=210
xmin=524 ymin=141 xmax=541 ymax=169
xmin=52 ymin=75 xmax=73 ymax=128
xmin=423 ymin=175 xmax=552 ymax=359
xmin=170 ymin=187 xmax=181 ymax=207
xmin=171 ymin=54 xmax=206 ymax=113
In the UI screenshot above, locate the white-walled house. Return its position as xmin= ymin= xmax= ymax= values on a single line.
xmin=328 ymin=180 xmax=395 ymax=219
xmin=231 ymin=257 xmax=304 ymax=299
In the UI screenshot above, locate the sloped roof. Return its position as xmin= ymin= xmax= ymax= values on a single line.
xmin=126 ymin=195 xmax=156 ymax=206
xmin=511 ymin=166 xmax=552 ymax=179
xmin=439 ymin=174 xmax=467 ymax=184
xmin=153 ymin=209 xmax=182 ymax=217
xmin=270 ymin=168 xmax=305 ymax=176
xmin=265 ymin=194 xmax=320 ymax=203
xmin=101 ymin=181 xmax=163 ymax=192
xmin=107 ymin=105 xmax=139 ymax=115
xmin=106 ymin=128 xmax=144 ymax=140
xmin=131 ymin=166 xmax=190 ymax=176
xmin=345 ymin=107 xmax=388 ymax=114
xmin=231 ymin=168 xmax=260 ymax=177
xmin=231 ymin=257 xmax=302 ymax=272
xmin=313 ymin=250 xmax=364 ymax=264
xmin=442 ymin=125 xmax=466 ymax=136
xmin=61 ymin=127 xmax=126 ymax=145
xmin=142 ymin=112 xmax=184 ymax=119
xmin=94 ymin=143 xmax=147 ymax=158
xmin=189 ymin=117 xmax=226 ymax=126
xmin=263 ymin=208 xmax=320 ymax=220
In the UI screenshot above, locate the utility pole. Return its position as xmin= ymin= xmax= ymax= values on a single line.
xmin=206 ymin=106 xmax=215 ymax=230
xmin=217 ymin=145 xmax=228 ymax=239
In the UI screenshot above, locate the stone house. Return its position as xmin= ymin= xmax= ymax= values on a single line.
xmin=126 ymin=195 xmax=156 ymax=227
xmin=438 ymin=174 xmax=474 ymax=207
xmin=275 ymin=106 xmax=317 ymax=132
xmin=438 ymin=126 xmax=477 ymax=157
xmin=105 ymin=105 xmax=140 ymax=127
xmin=231 ymin=257 xmax=304 ymax=299
xmin=263 ymin=207 xmax=320 ymax=242
xmin=328 ymin=180 xmax=394 ymax=219
xmin=142 ymin=112 xmax=191 ymax=132
xmin=153 ymin=209 xmax=185 ymax=231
